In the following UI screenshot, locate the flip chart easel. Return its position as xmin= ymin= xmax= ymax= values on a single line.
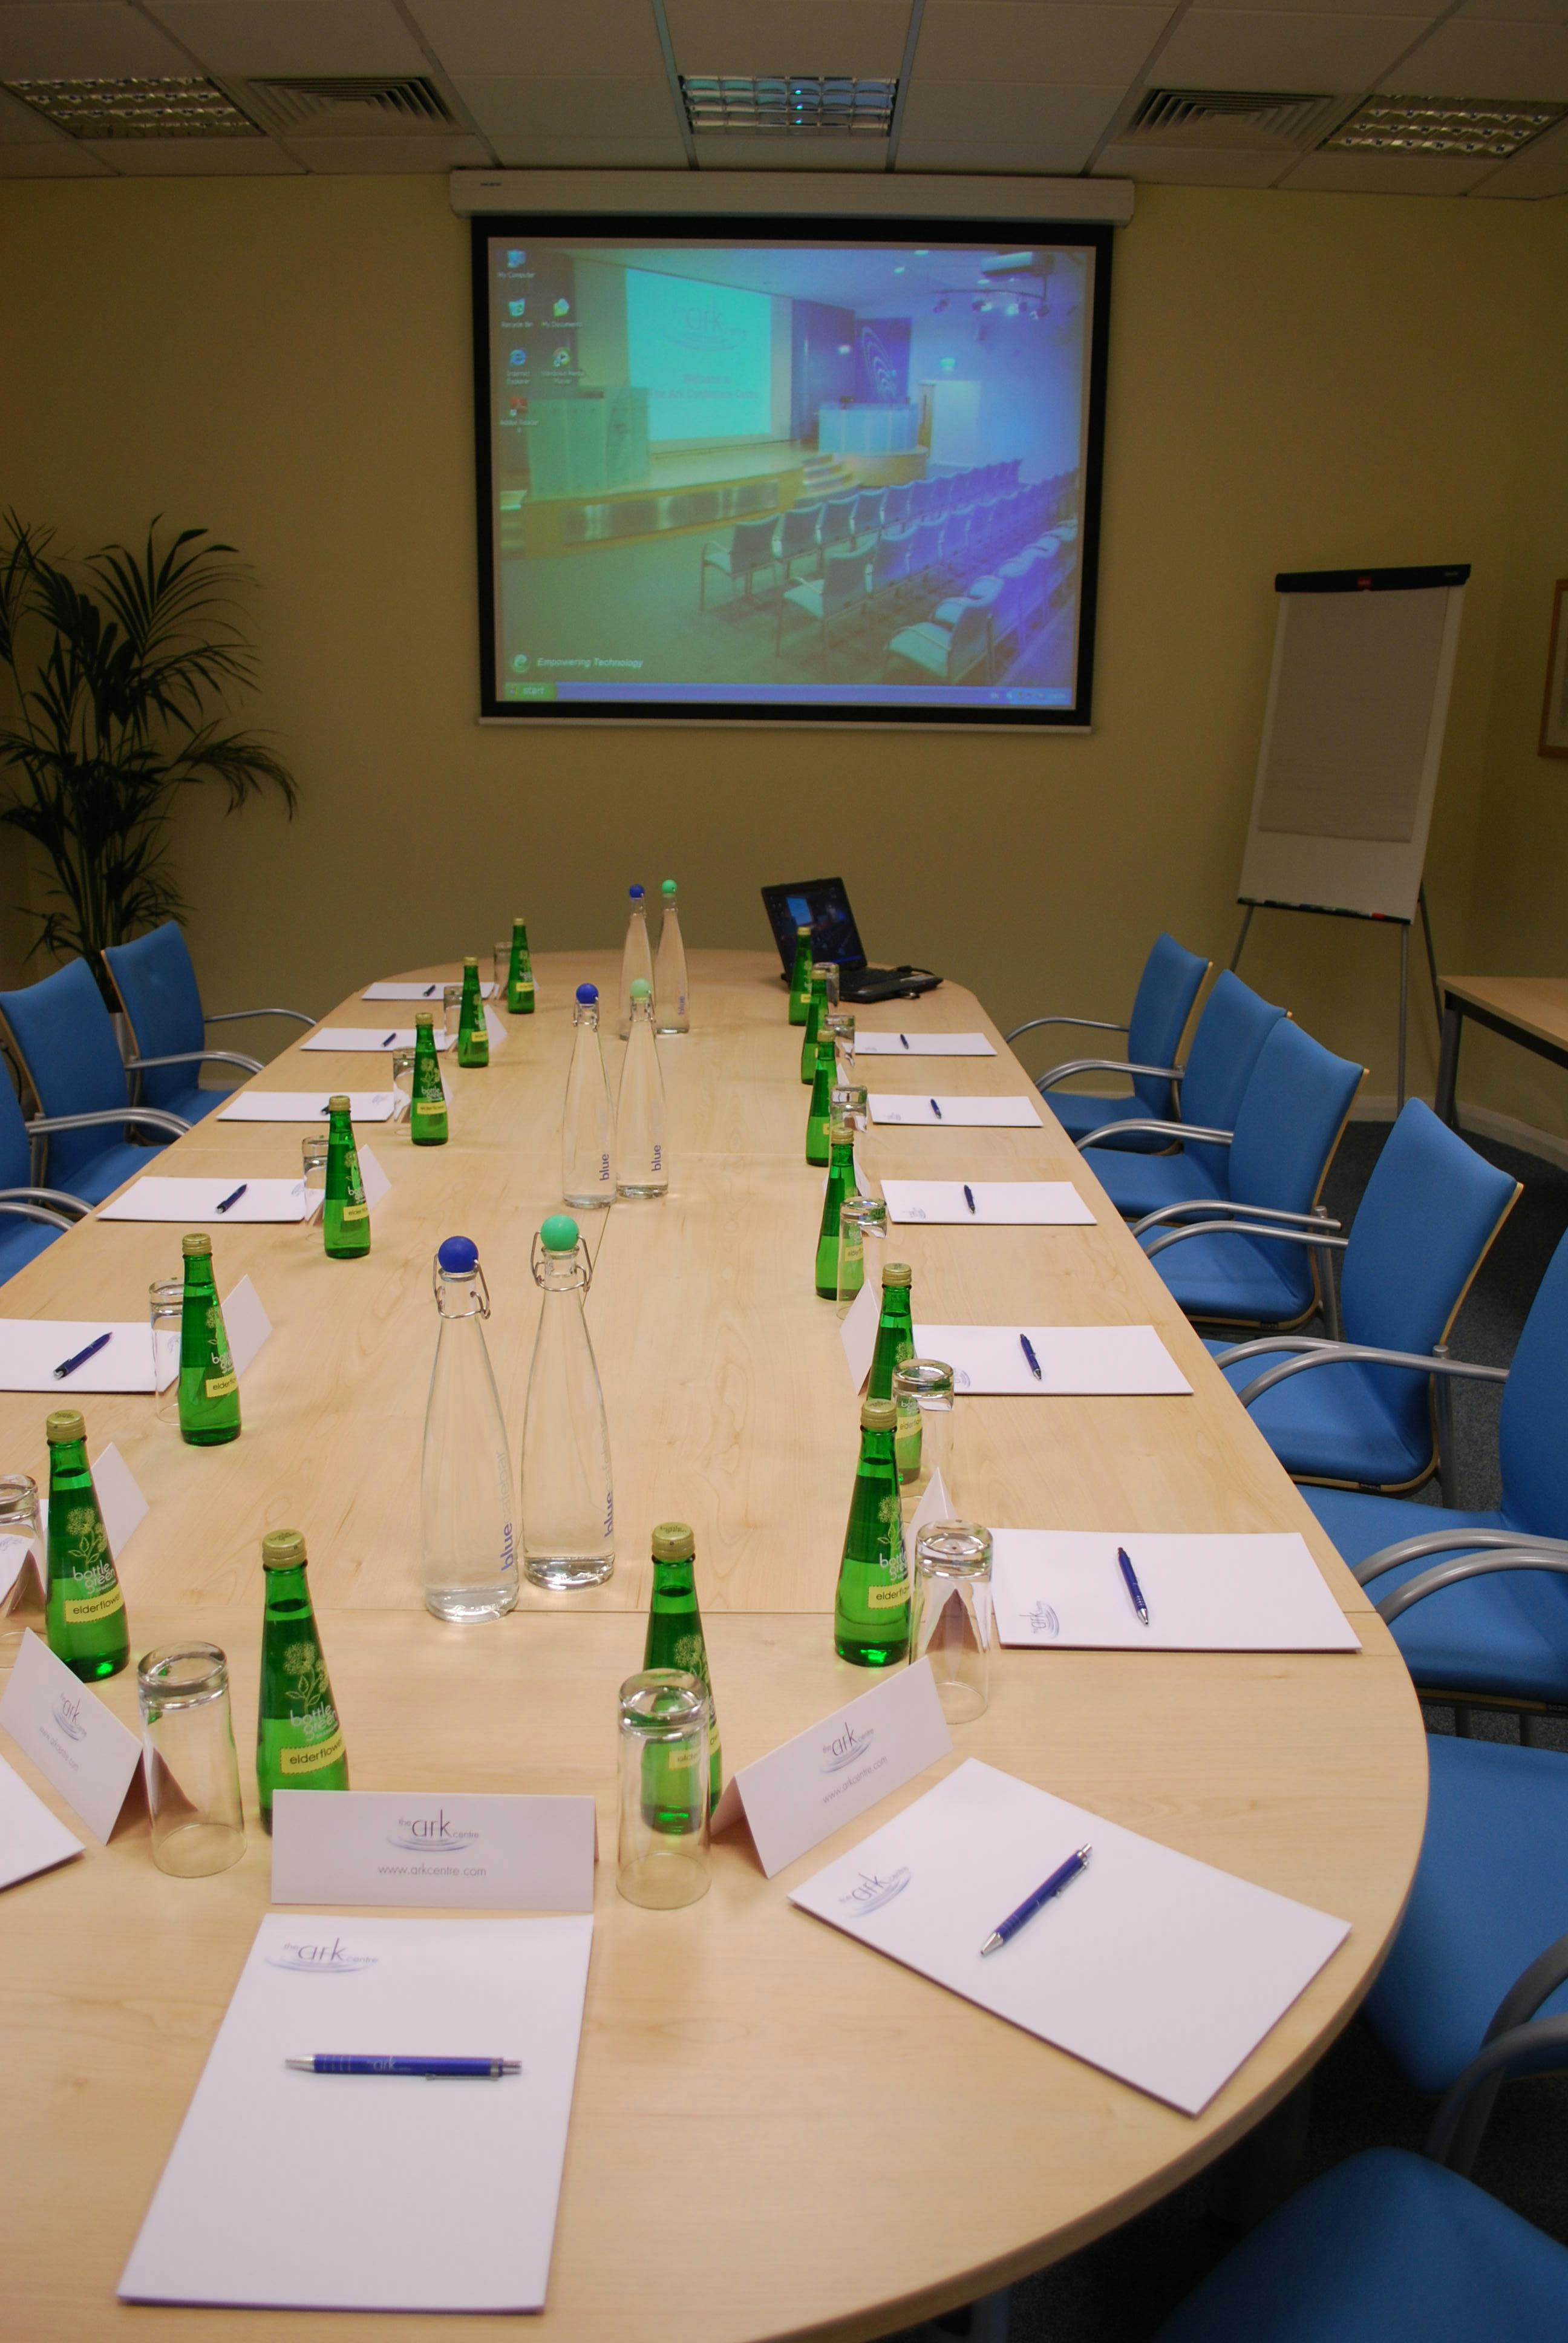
xmin=1231 ymin=563 xmax=1469 ymax=1109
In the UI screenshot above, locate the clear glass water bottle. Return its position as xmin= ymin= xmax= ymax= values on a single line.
xmin=654 ymin=879 xmax=690 ymax=1035
xmin=563 ymin=981 xmax=616 ymax=1211
xmin=616 ymin=977 xmax=667 ymax=1199
xmin=521 ymin=1214 xmax=615 ymax=1590
xmin=421 ymin=1236 xmax=518 ymax=1622
xmin=618 ymin=883 xmax=653 ymax=1038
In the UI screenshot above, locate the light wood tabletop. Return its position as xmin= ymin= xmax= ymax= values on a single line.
xmin=1435 ymin=975 xmax=1568 ymax=1128
xmin=0 ymin=949 xmax=1428 ymax=2342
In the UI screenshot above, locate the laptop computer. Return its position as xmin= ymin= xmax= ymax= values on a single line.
xmin=760 ymin=878 xmax=942 ymax=1004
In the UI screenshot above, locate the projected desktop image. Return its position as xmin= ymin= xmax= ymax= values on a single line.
xmin=479 ymin=233 xmax=1104 ymax=723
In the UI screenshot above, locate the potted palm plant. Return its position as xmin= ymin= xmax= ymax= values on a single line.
xmin=0 ymin=514 xmax=297 ymax=1009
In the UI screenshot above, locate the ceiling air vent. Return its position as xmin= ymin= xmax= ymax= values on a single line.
xmin=681 ymin=76 xmax=897 ymax=135
xmin=1322 ymin=96 xmax=1566 ymax=160
xmin=3 ymin=76 xmax=260 ymax=138
xmin=1127 ymin=87 xmax=1340 ymax=152
xmin=241 ymin=75 xmax=457 ymax=137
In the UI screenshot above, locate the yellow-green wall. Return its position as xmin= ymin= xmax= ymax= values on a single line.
xmin=0 ymin=173 xmax=1563 ymax=1124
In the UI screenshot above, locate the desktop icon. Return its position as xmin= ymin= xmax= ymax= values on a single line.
xmin=552 ymin=347 xmax=572 ymax=369
xmin=508 ymin=298 xmax=526 ymax=318
xmin=552 ymin=297 xmax=570 ymax=320
xmin=506 ymin=248 xmax=526 ymax=268
xmin=511 ymin=652 xmax=530 ymax=675
xmin=509 ymin=347 xmax=528 ymax=367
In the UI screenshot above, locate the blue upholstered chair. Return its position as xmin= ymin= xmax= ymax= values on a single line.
xmin=1006 ymin=934 xmax=1209 ymax=1150
xmin=0 ymin=1068 xmax=90 ymax=1284
xmin=1131 ymin=1020 xmax=1362 ymax=1328
xmin=1210 ymin=1103 xmax=1518 ymax=1492
xmin=1079 ymin=972 xmax=1287 ymax=1219
xmin=0 ymin=958 xmax=190 ymax=1205
xmin=1299 ymin=1227 xmax=1568 ymax=1709
xmin=103 ymin=920 xmax=313 ymax=1127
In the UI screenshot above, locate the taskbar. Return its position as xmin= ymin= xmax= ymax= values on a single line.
xmin=501 ymin=680 xmax=1073 ymax=709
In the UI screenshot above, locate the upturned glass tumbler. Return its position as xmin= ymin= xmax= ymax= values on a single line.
xmin=837 ymin=1195 xmax=888 ymax=1318
xmin=892 ymin=1358 xmax=956 ymax=1504
xmin=301 ymin=1136 xmax=329 ymax=1234
xmin=137 ymin=1642 xmax=246 ymax=1876
xmin=149 ymin=1276 xmax=183 ymax=1420
xmin=912 ymin=1524 xmax=993 ymax=1723
xmin=617 ymin=1668 xmax=710 ymax=1909
xmin=0 ymin=1472 xmax=42 ymax=1666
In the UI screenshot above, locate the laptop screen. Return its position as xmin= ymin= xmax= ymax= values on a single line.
xmin=760 ymin=879 xmax=868 ymax=977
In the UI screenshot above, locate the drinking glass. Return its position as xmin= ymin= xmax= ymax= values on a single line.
xmin=837 ymin=1194 xmax=887 ymax=1317
xmin=493 ymin=942 xmax=511 ymax=1004
xmin=0 ymin=1473 xmax=42 ymax=1668
xmin=812 ymin=960 xmax=840 ymax=1014
xmin=149 ymin=1276 xmax=183 ymax=1420
xmin=617 ymin=1668 xmax=710 ymax=1909
xmin=830 ymin=1082 xmax=868 ymax=1132
xmin=912 ymin=1524 xmax=993 ymax=1723
xmin=442 ymin=983 xmax=463 ymax=1046
xmin=136 ymin=1643 xmax=246 ymax=1876
xmin=301 ymin=1135 xmax=328 ymax=1234
xmin=390 ymin=1046 xmax=415 ymax=1121
xmin=893 ymin=1358 xmax=956 ymax=1506
xmin=825 ymin=1012 xmax=856 ymax=1083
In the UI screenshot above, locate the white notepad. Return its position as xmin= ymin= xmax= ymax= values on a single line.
xmin=99 ymin=1177 xmax=309 ymax=1224
xmin=855 ymin=1032 xmax=996 ymax=1058
xmin=218 ymin=1090 xmax=398 ymax=1124
xmin=791 ymin=1760 xmax=1350 ymax=2116
xmin=883 ymin=1181 xmax=1095 ymax=1226
xmin=303 ymin=1026 xmax=454 ymax=1053
xmin=362 ymin=981 xmax=495 ymax=1001
xmin=990 ymin=1530 xmax=1361 ymax=1652
xmin=913 ymin=1323 xmax=1192 ymax=1396
xmin=0 ymin=1274 xmax=272 ymax=1394
xmin=120 ymin=1913 xmax=593 ymax=2313
xmin=869 ymin=1095 xmax=1041 ymax=1127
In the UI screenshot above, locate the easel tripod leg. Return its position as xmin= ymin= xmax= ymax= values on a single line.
xmin=1230 ymin=905 xmax=1255 ymax=974
xmin=1435 ymin=1003 xmax=1463 ymax=1129
xmin=1397 ymin=923 xmax=1409 ymax=1113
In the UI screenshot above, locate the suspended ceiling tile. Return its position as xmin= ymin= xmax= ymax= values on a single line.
xmin=690 ymin=129 xmax=890 ymax=165
xmin=915 ymin=3 xmax=1174 ymax=84
xmin=281 ymin=131 xmax=490 ymax=169
xmin=898 ymin=75 xmax=1123 ymax=149
xmin=1156 ymin=10 xmax=1432 ymax=87
xmin=0 ymin=135 xmax=113 ymax=169
xmin=665 ymin=0 xmax=912 ymax=79
xmin=0 ymin=3 xmax=191 ymax=76
xmin=1459 ymin=0 xmax=1568 ymax=21
xmin=891 ymin=131 xmax=1102 ymax=167
xmin=145 ymin=0 xmax=430 ymax=77
xmin=1379 ymin=18 xmax=1568 ymax=97
xmin=1093 ymin=139 xmax=1296 ymax=180
xmin=1195 ymin=0 xmax=1440 ymax=14
xmin=491 ymin=129 xmax=690 ymax=163
xmin=1469 ymin=110 xmax=1568 ymax=186
xmin=454 ymin=74 xmax=677 ymax=139
xmin=1278 ymin=144 xmax=1501 ymax=186
xmin=405 ymin=0 xmax=667 ymax=79
xmin=77 ymin=130 xmax=303 ymax=167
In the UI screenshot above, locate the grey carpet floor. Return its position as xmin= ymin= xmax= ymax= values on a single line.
xmin=892 ymin=1120 xmax=1568 ymax=2343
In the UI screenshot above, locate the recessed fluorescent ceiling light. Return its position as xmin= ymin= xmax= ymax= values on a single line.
xmin=680 ymin=76 xmax=896 ymax=134
xmin=1324 ymin=96 xmax=1566 ymax=159
xmin=4 ymin=76 xmax=260 ymax=137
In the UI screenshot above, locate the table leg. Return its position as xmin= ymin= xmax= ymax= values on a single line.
xmin=1435 ymin=1001 xmax=1464 ymax=1129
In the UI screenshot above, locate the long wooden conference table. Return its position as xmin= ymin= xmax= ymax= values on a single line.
xmin=1 ymin=949 xmax=1427 ymax=2342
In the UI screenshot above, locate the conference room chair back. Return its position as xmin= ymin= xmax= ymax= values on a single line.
xmin=820 ymin=495 xmax=858 ymax=555
xmin=866 ymin=531 xmax=909 ymax=603
xmin=1027 ymin=932 xmax=1209 ymax=1155
xmin=883 ymin=483 xmax=913 ymax=530
xmin=0 ymin=957 xmax=186 ymax=1205
xmin=851 ymin=491 xmax=884 ymax=543
xmin=0 ymin=1067 xmax=87 ymax=1285
xmin=699 ymin=514 xmax=780 ymax=609
xmin=102 ymin=920 xmax=232 ymax=1124
xmin=1083 ymin=972 xmax=1288 ymax=1217
xmin=775 ymin=505 xmax=820 ymax=578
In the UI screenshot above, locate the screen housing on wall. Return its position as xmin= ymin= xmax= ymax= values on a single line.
xmin=472 ymin=212 xmax=1113 ymax=732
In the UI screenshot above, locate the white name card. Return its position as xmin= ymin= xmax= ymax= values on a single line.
xmin=840 ymin=1274 xmax=880 ymax=1393
xmin=0 ymin=1751 xmax=83 ymax=1890
xmin=270 ymin=1788 xmax=598 ymax=1912
xmin=356 ymin=1146 xmax=392 ymax=1211
xmin=711 ymin=1660 xmax=951 ymax=1879
xmin=0 ymin=1630 xmax=144 ymax=1843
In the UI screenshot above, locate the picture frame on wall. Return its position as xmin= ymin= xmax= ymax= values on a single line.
xmin=1541 ymin=578 xmax=1568 ymax=758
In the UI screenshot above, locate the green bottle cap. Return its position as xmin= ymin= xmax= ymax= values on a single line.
xmin=661 ymin=880 xmax=676 ymax=897
xmin=630 ymin=977 xmax=651 ymax=1000
xmin=514 ymin=914 xmax=526 ymax=925
xmin=860 ymin=1397 xmax=897 ymax=1432
xmin=540 ymin=1213 xmax=580 ymax=1253
xmin=652 ymin=1521 xmax=694 ymax=1562
xmin=261 ymin=1529 xmax=308 ymax=1570
xmin=181 ymin=1232 xmax=212 ymax=1257
xmin=414 ymin=1008 xmax=434 ymax=1027
xmin=328 ymin=1093 xmax=350 ymax=1115
xmin=883 ymin=1262 xmax=912 ymax=1287
xmin=463 ymin=955 xmax=479 ymax=969
xmin=45 ymin=1409 xmax=85 ymax=1444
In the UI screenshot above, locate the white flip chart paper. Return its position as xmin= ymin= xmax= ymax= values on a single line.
xmin=120 ymin=1914 xmax=594 ymax=2313
xmin=883 ymin=1181 xmax=1095 ymax=1227
xmin=791 ymin=1759 xmax=1350 ymax=2115
xmin=218 ymin=1092 xmax=398 ymax=1124
xmin=869 ymin=1095 xmax=1041 ymax=1127
xmin=913 ymin=1323 xmax=1192 ymax=1397
xmin=855 ymin=1033 xmax=996 ymax=1058
xmin=990 ymin=1531 xmax=1361 ymax=1652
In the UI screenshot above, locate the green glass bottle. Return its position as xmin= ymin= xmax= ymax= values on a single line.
xmin=43 ymin=1410 xmax=129 ymax=1682
xmin=800 ymin=965 xmax=829 ymax=1084
xmin=642 ymin=1521 xmax=722 ymax=1821
xmin=814 ymin=1118 xmax=858 ymax=1299
xmin=256 ymin=1528 xmax=349 ymax=1832
xmin=177 ymin=1231 xmax=241 ymax=1446
xmin=787 ymin=925 xmax=813 ymax=1026
xmin=322 ymin=1093 xmax=371 ymax=1259
xmin=409 ymin=1009 xmax=448 ymax=1145
xmin=806 ymin=1031 xmax=835 ymax=1167
xmin=834 ymin=1396 xmax=910 ymax=1666
xmin=868 ymin=1262 xmax=915 ymax=1399
xmin=456 ymin=955 xmax=489 ymax=1069
xmin=507 ymin=916 xmax=535 ymax=1016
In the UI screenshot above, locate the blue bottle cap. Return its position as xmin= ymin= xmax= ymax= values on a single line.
xmin=576 ymin=981 xmax=598 ymax=1004
xmin=437 ymin=1235 xmax=479 ymax=1276
xmin=629 ymin=883 xmax=644 ymax=899
xmin=540 ymin=1214 xmax=580 ymax=1253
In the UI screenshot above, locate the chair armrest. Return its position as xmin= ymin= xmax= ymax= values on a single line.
xmin=1132 ymin=1198 xmax=1331 ymax=1234
xmin=0 ymin=1198 xmax=75 ymax=1233
xmin=1486 ymin=1928 xmax=1568 ymax=2048
xmin=1037 ymin=1057 xmax=1183 ymax=1092
xmin=1143 ymin=1219 xmax=1348 ymax=1262
xmin=1426 ymin=2014 xmax=1568 ymax=2175
xmin=128 ymin=1049 xmax=264 ymax=1076
xmin=1374 ymin=1545 xmax=1568 ymax=1625
xmin=1077 ymin=1120 xmax=1232 ymax=1152
xmin=1353 ymin=1524 xmax=1553 ymax=1587
xmin=0 ymin=1183 xmax=91 ymax=1219
xmin=206 ymin=1007 xmax=316 ymax=1029
xmin=1237 ymin=1346 xmax=1509 ymax=1418
xmin=27 ymin=1106 xmax=191 ymax=1139
xmin=1004 ymin=1015 xmax=1128 ymax=1043
xmin=1212 ymin=1334 xmax=1338 ymax=1368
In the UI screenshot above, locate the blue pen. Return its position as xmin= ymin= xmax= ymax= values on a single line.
xmin=962 ymin=1184 xmax=976 ymax=1215
xmin=1019 ymin=1331 xmax=1042 ymax=1381
xmin=930 ymin=1098 xmax=942 ymax=1119
xmin=53 ymin=1330 xmax=111 ymax=1381
xmin=1116 ymin=1544 xmax=1151 ymax=1628
xmin=214 ymin=1182 xmax=247 ymax=1214
xmin=286 ymin=2055 xmax=520 ymax=2079
xmin=381 ymin=1031 xmax=396 ymax=1047
xmin=900 ymin=1034 xmax=909 ymax=1049
xmin=981 ymin=1843 xmax=1093 ymax=1955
